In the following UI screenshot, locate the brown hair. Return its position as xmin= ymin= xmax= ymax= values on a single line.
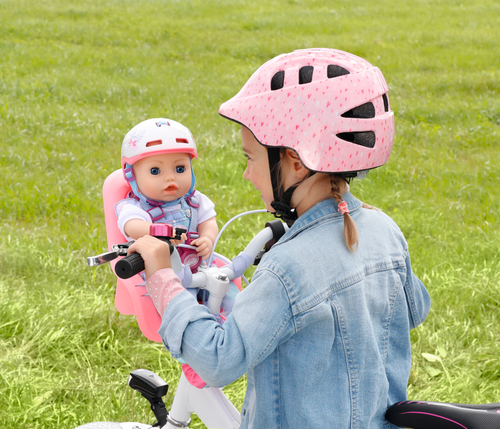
xmin=329 ymin=174 xmax=358 ymax=252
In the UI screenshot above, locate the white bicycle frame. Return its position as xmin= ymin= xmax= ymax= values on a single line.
xmin=81 ymin=214 xmax=288 ymax=429
xmin=167 ymin=372 xmax=240 ymax=428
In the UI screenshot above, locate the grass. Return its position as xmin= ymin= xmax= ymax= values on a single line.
xmin=0 ymin=0 xmax=499 ymax=427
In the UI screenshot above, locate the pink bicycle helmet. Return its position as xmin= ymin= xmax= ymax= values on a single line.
xmin=219 ymin=48 xmax=394 ymax=174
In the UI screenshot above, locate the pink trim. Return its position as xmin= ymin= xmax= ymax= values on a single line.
xmin=123 ymin=167 xmax=134 ymax=182
xmin=146 ymin=206 xmax=165 ymax=222
xmin=182 ymin=364 xmax=207 ymax=389
xmin=145 ymin=198 xmax=164 ymax=207
xmin=123 ymin=148 xmax=197 ymax=167
xmin=185 ymin=190 xmax=200 ymax=208
xmin=400 ymin=412 xmax=468 ymax=429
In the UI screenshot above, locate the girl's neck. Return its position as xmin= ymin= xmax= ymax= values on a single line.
xmin=290 ymin=174 xmax=348 ymax=217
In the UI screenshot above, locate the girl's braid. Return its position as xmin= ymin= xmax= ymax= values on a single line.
xmin=330 ymin=174 xmax=358 ymax=252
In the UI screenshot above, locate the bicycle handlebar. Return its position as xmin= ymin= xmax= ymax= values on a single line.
xmin=115 ymin=238 xmax=175 ymax=279
xmin=114 ymin=220 xmax=288 ymax=315
xmin=86 ymin=218 xmax=289 ymax=315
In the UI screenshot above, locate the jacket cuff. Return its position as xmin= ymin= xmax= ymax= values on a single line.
xmin=146 ymin=268 xmax=186 ymax=315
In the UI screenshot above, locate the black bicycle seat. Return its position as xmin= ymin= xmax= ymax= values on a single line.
xmin=386 ymin=400 xmax=500 ymax=429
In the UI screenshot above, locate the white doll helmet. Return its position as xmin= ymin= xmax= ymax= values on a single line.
xmin=121 ymin=118 xmax=197 ymax=170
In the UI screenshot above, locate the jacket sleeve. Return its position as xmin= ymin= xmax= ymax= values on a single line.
xmin=157 ymin=267 xmax=295 ymax=388
xmin=403 ymin=250 xmax=431 ymax=329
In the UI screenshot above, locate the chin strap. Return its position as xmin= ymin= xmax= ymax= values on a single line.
xmin=266 ymin=147 xmax=297 ymax=226
xmin=267 ymin=147 xmax=319 ymax=227
xmin=270 ymin=185 xmax=298 ymax=227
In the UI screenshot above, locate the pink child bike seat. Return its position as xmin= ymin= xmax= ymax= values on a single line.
xmin=102 ymin=169 xmax=241 ymax=343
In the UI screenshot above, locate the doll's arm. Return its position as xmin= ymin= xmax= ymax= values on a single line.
xmin=125 ymin=219 xmax=186 ymax=245
xmin=124 ymin=219 xmax=153 ymax=240
xmin=190 ymin=217 xmax=218 ymax=259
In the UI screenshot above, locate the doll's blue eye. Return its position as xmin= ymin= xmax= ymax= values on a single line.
xmin=176 ymin=166 xmax=186 ymax=173
xmin=150 ymin=167 xmax=160 ymax=175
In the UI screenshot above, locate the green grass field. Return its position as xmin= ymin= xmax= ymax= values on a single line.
xmin=1 ymin=0 xmax=499 ymax=427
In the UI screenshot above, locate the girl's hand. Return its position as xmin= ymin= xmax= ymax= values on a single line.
xmin=190 ymin=236 xmax=213 ymax=260
xmin=127 ymin=235 xmax=172 ymax=279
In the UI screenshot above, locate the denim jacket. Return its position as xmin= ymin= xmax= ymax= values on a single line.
xmin=159 ymin=192 xmax=431 ymax=429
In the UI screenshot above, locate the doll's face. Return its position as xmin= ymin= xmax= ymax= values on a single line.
xmin=133 ymin=152 xmax=192 ymax=202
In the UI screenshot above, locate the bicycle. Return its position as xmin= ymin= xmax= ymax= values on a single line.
xmin=86 ymin=216 xmax=288 ymax=429
xmin=80 ymin=170 xmax=500 ymax=429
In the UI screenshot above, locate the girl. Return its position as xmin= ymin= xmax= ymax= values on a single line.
xmin=129 ymin=49 xmax=431 ymax=429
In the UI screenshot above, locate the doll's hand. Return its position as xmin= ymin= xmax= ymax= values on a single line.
xmin=127 ymin=235 xmax=172 ymax=279
xmin=170 ymin=233 xmax=187 ymax=247
xmin=190 ymin=236 xmax=213 ymax=260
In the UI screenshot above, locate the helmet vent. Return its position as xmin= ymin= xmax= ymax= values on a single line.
xmin=337 ymin=131 xmax=376 ymax=148
xmin=176 ymin=138 xmax=189 ymax=144
xmin=327 ymin=65 xmax=350 ymax=78
xmin=341 ymin=102 xmax=375 ymax=119
xmin=271 ymin=70 xmax=285 ymax=91
xmin=382 ymin=93 xmax=389 ymax=112
xmin=146 ymin=139 xmax=162 ymax=147
xmin=299 ymin=66 xmax=314 ymax=84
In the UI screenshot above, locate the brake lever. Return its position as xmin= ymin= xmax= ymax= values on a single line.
xmin=87 ymin=242 xmax=134 ymax=267
xmin=87 ymin=226 xmax=186 ymax=268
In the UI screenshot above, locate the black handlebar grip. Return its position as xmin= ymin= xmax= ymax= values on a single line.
xmin=115 ymin=252 xmax=145 ymax=279
xmin=114 ymin=239 xmax=175 ymax=279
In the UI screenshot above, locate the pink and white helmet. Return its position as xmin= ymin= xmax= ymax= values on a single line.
xmin=219 ymin=48 xmax=394 ymax=174
xmin=121 ymin=118 xmax=197 ymax=170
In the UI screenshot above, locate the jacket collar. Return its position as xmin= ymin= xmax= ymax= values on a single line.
xmin=282 ymin=192 xmax=363 ymax=239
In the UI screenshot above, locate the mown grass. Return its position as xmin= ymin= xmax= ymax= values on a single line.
xmin=0 ymin=0 xmax=499 ymax=427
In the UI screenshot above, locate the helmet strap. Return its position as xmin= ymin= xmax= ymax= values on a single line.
xmin=270 ymin=185 xmax=298 ymax=227
xmin=267 ymin=147 xmax=320 ymax=226
xmin=267 ymin=147 xmax=281 ymax=195
xmin=267 ymin=147 xmax=299 ymax=226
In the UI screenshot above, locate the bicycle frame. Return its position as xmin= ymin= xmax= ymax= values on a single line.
xmin=167 ymin=372 xmax=241 ymax=428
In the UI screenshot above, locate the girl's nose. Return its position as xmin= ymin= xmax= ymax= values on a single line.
xmin=243 ymin=166 xmax=250 ymax=180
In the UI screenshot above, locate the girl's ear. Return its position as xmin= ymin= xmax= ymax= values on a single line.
xmin=283 ymin=148 xmax=309 ymax=179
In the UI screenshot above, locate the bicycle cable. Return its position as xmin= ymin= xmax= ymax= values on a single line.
xmin=207 ymin=209 xmax=269 ymax=284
